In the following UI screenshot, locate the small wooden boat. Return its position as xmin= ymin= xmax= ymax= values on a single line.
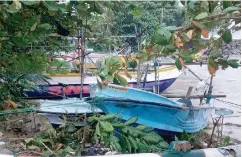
xmin=86 ymin=84 xmax=215 ymax=134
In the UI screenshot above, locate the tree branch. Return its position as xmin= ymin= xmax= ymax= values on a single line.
xmin=176 ymin=12 xmax=241 ymax=32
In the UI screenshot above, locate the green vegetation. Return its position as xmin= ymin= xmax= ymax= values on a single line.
xmin=24 ymin=114 xmax=169 ymax=156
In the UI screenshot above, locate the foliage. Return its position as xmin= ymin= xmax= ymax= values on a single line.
xmin=175 ymin=131 xmax=195 ymax=143
xmin=0 ymin=1 xmax=123 ymax=104
xmin=132 ymin=0 xmax=241 ymax=73
xmin=223 ymin=136 xmax=231 ymax=146
xmin=24 ymin=114 xmax=169 ymax=155
xmin=111 ymin=1 xmax=184 ymax=52
xmin=24 ymin=121 xmax=86 ymax=156
xmin=95 ymin=1 xmax=240 ymax=86
xmin=93 ymin=56 xmax=130 ymax=87
xmin=88 ymin=114 xmax=169 ymax=153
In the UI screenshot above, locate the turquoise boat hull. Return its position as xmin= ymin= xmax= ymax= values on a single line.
xmin=87 ymin=84 xmax=214 ymax=133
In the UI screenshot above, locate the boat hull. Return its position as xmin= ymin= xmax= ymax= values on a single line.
xmin=87 ymin=84 xmax=214 ymax=134
xmin=88 ymin=98 xmax=214 ymax=133
xmin=25 ymin=78 xmax=177 ymax=99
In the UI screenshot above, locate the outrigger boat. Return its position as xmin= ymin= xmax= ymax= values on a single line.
xmin=85 ymin=84 xmax=215 ymax=134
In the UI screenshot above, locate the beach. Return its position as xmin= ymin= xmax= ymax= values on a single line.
xmin=165 ymin=55 xmax=241 ymax=140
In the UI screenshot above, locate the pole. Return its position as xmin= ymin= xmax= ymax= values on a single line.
xmin=81 ymin=26 xmax=86 ymax=99
xmin=154 ymin=57 xmax=157 ymax=94
xmin=78 ymin=26 xmax=86 ymax=99
xmin=135 ymin=25 xmax=141 ymax=89
xmin=76 ymin=28 xmax=82 ymax=99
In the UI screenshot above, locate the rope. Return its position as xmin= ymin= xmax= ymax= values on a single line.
xmin=213 ymin=98 xmax=241 ymax=108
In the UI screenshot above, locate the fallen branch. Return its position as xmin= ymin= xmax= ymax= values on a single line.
xmin=40 ymin=140 xmax=58 ymax=157
xmin=18 ymin=151 xmax=48 ymax=156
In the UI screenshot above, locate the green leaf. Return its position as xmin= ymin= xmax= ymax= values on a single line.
xmin=113 ymin=77 xmax=120 ymax=85
xmin=93 ymin=2 xmax=104 ymax=14
xmin=142 ymin=132 xmax=163 ymax=144
xmin=208 ymin=57 xmax=215 ymax=67
xmin=99 ymin=121 xmax=114 ymax=132
xmin=131 ymin=7 xmax=143 ymax=17
xmin=165 ymin=26 xmax=177 ymax=32
xmin=21 ymin=0 xmax=40 ymax=6
xmin=124 ymin=117 xmax=138 ymax=126
xmin=110 ymin=135 xmax=121 ymax=152
xmin=12 ymin=36 xmax=29 ymax=47
xmin=97 ymin=78 xmax=102 ymax=89
xmin=95 ymin=121 xmax=101 ymax=136
xmin=66 ymin=123 xmax=76 ymax=132
xmin=0 ymin=31 xmax=8 ymax=37
xmin=124 ymin=136 xmax=132 ymax=153
xmin=151 ymin=28 xmax=171 ymax=46
xmin=39 ymin=23 xmax=51 ymax=30
xmin=44 ymin=1 xmax=59 ymax=11
xmin=30 ymin=23 xmax=38 ymax=31
xmin=158 ymin=141 xmax=169 ymax=149
xmin=227 ymin=59 xmax=240 ymax=68
xmin=99 ymin=114 xmax=116 ymax=121
xmin=128 ymin=60 xmax=137 ymax=69
xmin=128 ymin=127 xmax=140 ymax=137
xmin=128 ymin=135 xmax=138 ymax=151
xmin=179 ymin=54 xmax=193 ymax=62
xmin=224 ymin=136 xmax=230 ymax=145
xmin=28 ymin=145 xmax=39 ymax=150
xmin=193 ymin=39 xmax=207 ymax=49
xmin=175 ymin=58 xmax=182 ymax=70
xmin=223 ymin=1 xmax=231 ymax=9
xmin=194 ymin=12 xmax=208 ymax=20
xmin=223 ymin=6 xmax=239 ymax=13
xmin=136 ymin=125 xmax=153 ymax=132
xmin=100 ymin=68 xmax=109 ymax=76
xmin=165 ymin=45 xmax=176 ymax=53
xmin=115 ymin=74 xmax=128 ymax=86
xmin=222 ymin=29 xmax=232 ymax=43
xmin=112 ymin=123 xmax=126 ymax=128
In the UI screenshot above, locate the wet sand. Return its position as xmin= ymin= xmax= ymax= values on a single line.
xmin=164 ymin=55 xmax=241 ymax=140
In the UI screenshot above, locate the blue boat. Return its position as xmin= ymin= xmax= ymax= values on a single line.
xmin=86 ymin=84 xmax=215 ymax=134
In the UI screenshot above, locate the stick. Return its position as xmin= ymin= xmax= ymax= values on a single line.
xmin=40 ymin=140 xmax=58 ymax=157
xmin=80 ymin=113 xmax=87 ymax=149
xmin=208 ymin=116 xmax=222 ymax=147
xmin=18 ymin=151 xmax=47 ymax=156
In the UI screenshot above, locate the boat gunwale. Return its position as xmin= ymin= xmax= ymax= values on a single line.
xmin=85 ymin=97 xmax=215 ymax=110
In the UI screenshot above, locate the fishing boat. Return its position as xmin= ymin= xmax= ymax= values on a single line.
xmin=85 ymin=84 xmax=215 ymax=134
xmin=25 ymin=52 xmax=182 ymax=99
xmin=37 ymin=98 xmax=103 ymax=126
